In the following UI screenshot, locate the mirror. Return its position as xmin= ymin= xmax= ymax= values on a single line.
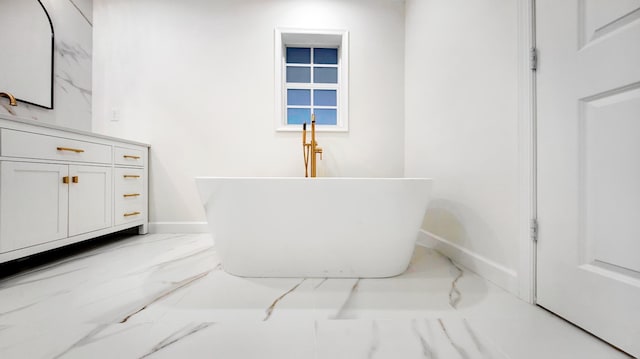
xmin=0 ymin=0 xmax=54 ymax=109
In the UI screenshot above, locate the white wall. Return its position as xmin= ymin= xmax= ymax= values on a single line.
xmin=94 ymin=0 xmax=526 ymax=294
xmin=93 ymin=0 xmax=406 ymax=229
xmin=0 ymin=0 xmax=93 ymax=131
xmin=405 ymin=0 xmax=520 ymax=291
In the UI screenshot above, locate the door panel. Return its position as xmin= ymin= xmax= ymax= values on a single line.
xmin=537 ymin=0 xmax=640 ymax=356
xmin=68 ymin=165 xmax=112 ymax=236
xmin=580 ymin=0 xmax=640 ymax=47
xmin=583 ymin=88 xmax=640 ymax=273
xmin=0 ymin=161 xmax=68 ymax=252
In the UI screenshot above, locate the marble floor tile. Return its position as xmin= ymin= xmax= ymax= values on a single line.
xmin=0 ymin=233 xmax=632 ymax=359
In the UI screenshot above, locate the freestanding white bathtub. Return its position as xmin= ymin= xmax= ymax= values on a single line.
xmin=195 ymin=177 xmax=432 ymax=278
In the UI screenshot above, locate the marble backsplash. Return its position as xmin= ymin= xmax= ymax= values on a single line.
xmin=0 ymin=0 xmax=93 ymax=131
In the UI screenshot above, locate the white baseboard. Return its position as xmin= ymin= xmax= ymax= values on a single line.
xmin=416 ymin=229 xmax=518 ymax=295
xmin=149 ymin=221 xmax=209 ymax=234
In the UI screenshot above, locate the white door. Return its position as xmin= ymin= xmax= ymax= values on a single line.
xmin=537 ymin=1 xmax=640 ymax=356
xmin=68 ymin=165 xmax=112 ymax=236
xmin=0 ymin=161 xmax=68 ymax=252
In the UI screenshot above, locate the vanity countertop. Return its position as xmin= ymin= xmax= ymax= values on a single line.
xmin=0 ymin=113 xmax=150 ymax=147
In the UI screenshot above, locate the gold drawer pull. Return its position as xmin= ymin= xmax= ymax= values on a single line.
xmin=123 ymin=155 xmax=141 ymax=160
xmin=123 ymin=175 xmax=141 ymax=179
xmin=72 ymin=176 xmax=79 ymax=183
xmin=57 ymin=147 xmax=85 ymax=153
xmin=123 ymin=193 xmax=141 ymax=198
xmin=124 ymin=211 xmax=141 ymax=217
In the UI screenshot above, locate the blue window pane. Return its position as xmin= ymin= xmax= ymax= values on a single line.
xmin=287 ymin=66 xmax=310 ymax=83
xmin=288 ymin=89 xmax=310 ymax=106
xmin=314 ymin=67 xmax=338 ymax=83
xmin=287 ymin=108 xmax=311 ymax=125
xmin=286 ymin=47 xmax=310 ymax=64
xmin=314 ymin=109 xmax=337 ymax=125
xmin=314 ymin=48 xmax=338 ymax=64
xmin=314 ymin=90 xmax=336 ymax=106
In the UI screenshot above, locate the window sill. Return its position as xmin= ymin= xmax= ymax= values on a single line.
xmin=276 ymin=125 xmax=349 ymax=133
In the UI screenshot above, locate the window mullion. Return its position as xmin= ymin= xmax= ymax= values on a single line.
xmin=309 ymin=47 xmax=314 ymax=118
xmin=285 ymin=83 xmax=313 ymax=89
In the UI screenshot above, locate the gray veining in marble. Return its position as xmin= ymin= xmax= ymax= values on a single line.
xmin=463 ymin=319 xmax=490 ymax=357
xmin=448 ymin=258 xmax=464 ymax=309
xmin=52 ymin=324 xmax=111 ymax=359
xmin=119 ymin=270 xmax=212 ymax=323
xmin=56 ymin=41 xmax=91 ymax=66
xmin=264 ymin=278 xmax=306 ymax=321
xmin=411 ymin=319 xmax=436 ymax=359
xmin=332 ymin=278 xmax=361 ymax=319
xmin=438 ymin=318 xmax=470 ymax=359
xmin=67 ymin=0 xmax=92 ymax=26
xmin=366 ymin=320 xmax=380 ymax=359
xmin=314 ymin=277 xmax=329 ymax=289
xmin=140 ymin=322 xmax=214 ymax=358
xmin=0 ymin=233 xmax=633 ymax=359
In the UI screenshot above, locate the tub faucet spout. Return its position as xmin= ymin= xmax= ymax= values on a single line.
xmin=0 ymin=92 xmax=17 ymax=106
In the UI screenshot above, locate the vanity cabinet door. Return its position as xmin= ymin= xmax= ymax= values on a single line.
xmin=68 ymin=165 xmax=112 ymax=237
xmin=0 ymin=161 xmax=69 ymax=253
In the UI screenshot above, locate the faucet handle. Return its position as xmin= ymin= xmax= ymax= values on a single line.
xmin=0 ymin=92 xmax=17 ymax=106
xmin=316 ymin=147 xmax=323 ymax=160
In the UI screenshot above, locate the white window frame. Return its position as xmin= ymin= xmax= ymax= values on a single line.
xmin=274 ymin=28 xmax=349 ymax=132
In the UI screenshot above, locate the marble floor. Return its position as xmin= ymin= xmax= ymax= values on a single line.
xmin=0 ymin=233 xmax=632 ymax=359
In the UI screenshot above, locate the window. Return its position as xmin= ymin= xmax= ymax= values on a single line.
xmin=275 ymin=29 xmax=349 ymax=132
xmin=286 ymin=47 xmax=338 ymax=125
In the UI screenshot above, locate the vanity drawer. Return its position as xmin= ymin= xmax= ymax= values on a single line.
xmin=115 ymin=168 xmax=144 ymax=193
xmin=115 ymin=201 xmax=145 ymax=226
xmin=1 ymin=129 xmax=112 ymax=164
xmin=114 ymin=146 xmax=145 ymax=167
xmin=114 ymin=167 xmax=145 ymax=226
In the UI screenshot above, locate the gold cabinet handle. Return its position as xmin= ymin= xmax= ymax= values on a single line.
xmin=123 ymin=193 xmax=140 ymax=198
xmin=57 ymin=147 xmax=85 ymax=153
xmin=62 ymin=176 xmax=70 ymax=184
xmin=123 ymin=155 xmax=140 ymax=160
xmin=124 ymin=211 xmax=141 ymax=217
xmin=123 ymin=175 xmax=141 ymax=179
xmin=72 ymin=176 xmax=79 ymax=183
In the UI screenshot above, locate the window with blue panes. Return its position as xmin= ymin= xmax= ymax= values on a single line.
xmin=285 ymin=47 xmax=339 ymax=126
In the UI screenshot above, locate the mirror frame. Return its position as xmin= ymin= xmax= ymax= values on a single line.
xmin=1 ymin=0 xmax=55 ymax=109
xmin=31 ymin=0 xmax=55 ymax=109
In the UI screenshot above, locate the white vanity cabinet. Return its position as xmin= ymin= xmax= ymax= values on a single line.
xmin=0 ymin=117 xmax=149 ymax=263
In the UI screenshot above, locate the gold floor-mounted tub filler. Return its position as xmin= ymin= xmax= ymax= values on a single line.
xmin=302 ymin=114 xmax=323 ymax=177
